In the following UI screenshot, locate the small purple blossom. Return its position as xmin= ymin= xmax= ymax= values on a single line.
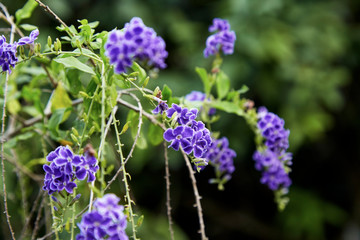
xmin=42 ymin=146 xmax=99 ymax=195
xmin=164 ymin=104 xmax=212 ymax=167
xmin=105 ymin=17 xmax=168 ymax=74
xmin=166 ymin=104 xmax=198 ymax=125
xmin=208 ymin=18 xmax=231 ymax=32
xmin=77 ymin=194 xmax=128 ymax=240
xmin=17 ymin=29 xmax=39 ymax=45
xmin=204 ymin=18 xmax=236 ymax=58
xmin=253 ymin=150 xmax=292 ymax=191
xmin=185 ymin=91 xmax=206 ymax=101
xmin=205 ymin=137 xmax=236 ymax=178
xmin=152 ymin=97 xmax=168 ymax=115
xmin=257 ymin=107 xmax=290 ymax=152
xmin=0 ymin=29 xmax=39 ymax=73
xmin=185 ymin=91 xmax=216 ymax=116
xmin=164 ymin=125 xmax=194 ymax=153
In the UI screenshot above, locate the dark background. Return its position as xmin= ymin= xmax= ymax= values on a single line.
xmin=2 ymin=0 xmax=360 ymax=239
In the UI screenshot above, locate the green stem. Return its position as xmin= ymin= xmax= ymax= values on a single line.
xmin=99 ymin=63 xmax=106 ymax=195
xmin=70 ymin=189 xmax=77 ymax=240
xmin=78 ymin=85 xmax=100 ymax=148
xmin=112 ymin=112 xmax=138 ymax=240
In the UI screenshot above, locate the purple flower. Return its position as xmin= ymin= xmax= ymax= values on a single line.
xmin=185 ymin=91 xmax=216 ymax=116
xmin=164 ymin=125 xmax=194 ymax=153
xmin=0 ymin=38 xmax=18 ymax=73
xmin=204 ymin=18 xmax=236 ymax=58
xmin=260 ymin=165 xmax=292 ymax=191
xmin=205 ymin=137 xmax=236 ymax=177
xmin=253 ymin=107 xmax=293 ymax=192
xmin=152 ymin=97 xmax=168 ymax=115
xmin=184 ymin=120 xmax=212 ymax=158
xmin=185 ymin=91 xmax=206 ymax=101
xmin=17 ymin=29 xmax=39 ymax=45
xmin=164 ymin=104 xmax=213 ymax=163
xmin=166 ymin=104 xmax=198 ymax=125
xmin=257 ymin=107 xmax=290 ymax=152
xmin=77 ymin=194 xmax=128 ymax=240
xmin=75 ymin=152 xmax=99 ymax=182
xmin=105 ymin=17 xmax=168 ymax=74
xmin=42 ymin=146 xmax=99 ymax=195
xmin=209 ymin=18 xmax=231 ymax=32
xmin=0 ymin=29 xmax=39 ymax=73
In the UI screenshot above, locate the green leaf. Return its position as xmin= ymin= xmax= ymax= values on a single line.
xmin=54 ymin=57 xmax=95 ymax=75
xmin=66 ymin=69 xmax=82 ymax=95
xmin=126 ymin=110 xmax=139 ymax=138
xmin=195 ymin=67 xmax=210 ymax=94
xmin=210 ymin=101 xmax=244 ymax=116
xmin=20 ymin=24 xmax=38 ymax=31
xmin=136 ymin=132 xmax=148 ymax=149
xmin=131 ymin=62 xmax=147 ymax=85
xmin=148 ymin=124 xmax=164 ymax=146
xmin=48 ymin=108 xmax=70 ymax=140
xmin=216 ymin=71 xmax=230 ymax=100
xmin=15 ymin=0 xmax=38 ymax=25
xmin=162 ymin=84 xmax=172 ymax=102
xmin=51 ymin=82 xmax=73 ymax=122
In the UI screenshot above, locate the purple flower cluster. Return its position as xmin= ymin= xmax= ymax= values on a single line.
xmin=204 ymin=137 xmax=236 ymax=179
xmin=204 ymin=18 xmax=236 ymax=58
xmin=43 ymin=146 xmax=99 ymax=195
xmin=105 ymin=17 xmax=168 ymax=74
xmin=163 ymin=104 xmax=212 ymax=159
xmin=253 ymin=107 xmax=292 ymax=191
xmin=185 ymin=91 xmax=216 ymax=116
xmin=77 ymin=194 xmax=128 ymax=240
xmin=0 ymin=29 xmax=39 ymax=73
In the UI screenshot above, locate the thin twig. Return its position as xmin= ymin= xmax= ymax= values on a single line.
xmin=117 ymin=98 xmax=166 ymax=130
xmin=181 ymin=150 xmax=208 ymax=240
xmin=41 ymin=64 xmax=57 ymax=88
xmin=31 ymin=193 xmax=46 ymax=240
xmin=164 ymin=141 xmax=175 ymax=240
xmin=94 ymin=104 xmax=118 ymax=195
xmin=121 ymin=92 xmax=143 ymax=165
xmin=0 ymin=4 xmax=16 ymax=239
xmin=104 ymin=93 xmax=143 ymax=191
xmin=0 ymin=4 xmax=24 ymax=38
xmin=19 ymin=190 xmax=45 ymax=240
xmin=33 ymin=0 xmax=69 ymax=29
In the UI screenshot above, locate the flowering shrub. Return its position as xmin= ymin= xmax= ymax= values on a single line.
xmin=0 ymin=2 xmax=294 ymax=240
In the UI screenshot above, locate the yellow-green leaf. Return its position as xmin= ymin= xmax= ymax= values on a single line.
xmin=51 ymin=82 xmax=72 ymax=122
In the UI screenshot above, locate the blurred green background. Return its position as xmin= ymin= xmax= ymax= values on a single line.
xmin=1 ymin=0 xmax=360 ymax=239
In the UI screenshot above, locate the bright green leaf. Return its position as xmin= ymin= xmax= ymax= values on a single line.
xmin=216 ymin=71 xmax=230 ymax=100
xmin=48 ymin=108 xmax=70 ymax=140
xmin=148 ymin=124 xmax=164 ymax=146
xmin=131 ymin=62 xmax=147 ymax=85
xmin=162 ymin=84 xmax=172 ymax=102
xmin=51 ymin=82 xmax=73 ymax=122
xmin=15 ymin=0 xmax=38 ymax=25
xmin=210 ymin=101 xmax=244 ymax=117
xmin=54 ymin=57 xmax=95 ymax=75
xmin=20 ymin=24 xmax=38 ymax=31
xmin=195 ymin=67 xmax=210 ymax=94
xmin=136 ymin=132 xmax=148 ymax=149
